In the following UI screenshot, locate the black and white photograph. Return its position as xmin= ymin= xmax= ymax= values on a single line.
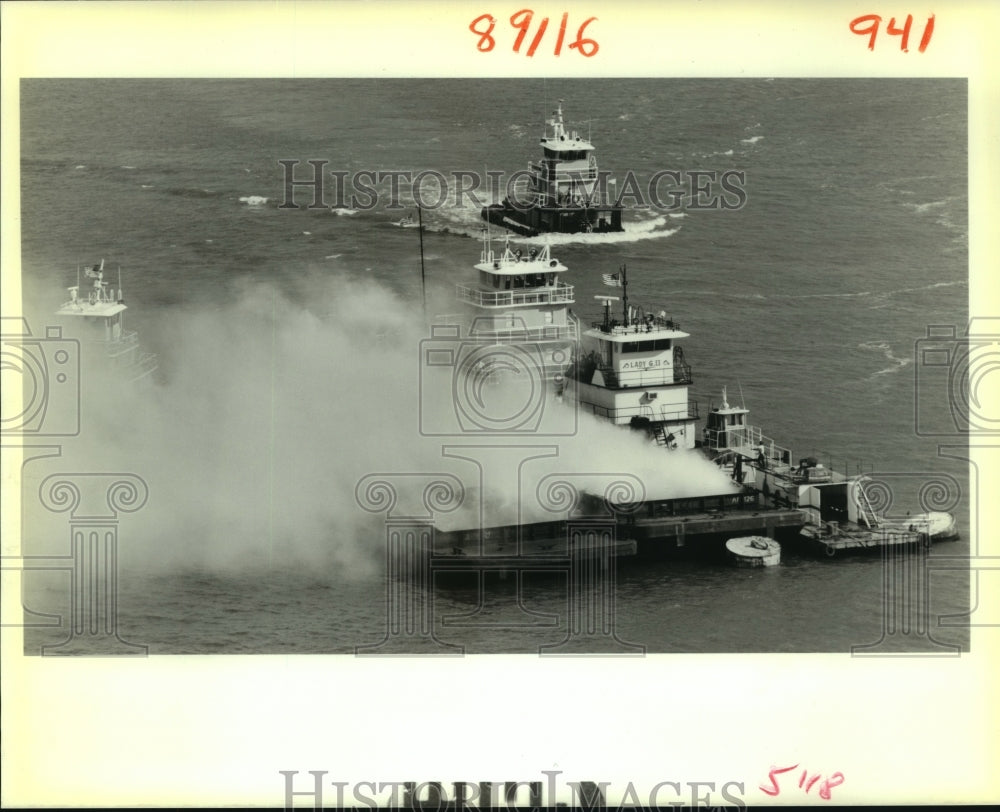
xmin=13 ymin=76 xmax=972 ymax=657
xmin=3 ymin=2 xmax=997 ymax=808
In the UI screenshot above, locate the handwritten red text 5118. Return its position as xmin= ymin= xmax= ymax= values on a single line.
xmin=760 ymin=764 xmax=845 ymax=801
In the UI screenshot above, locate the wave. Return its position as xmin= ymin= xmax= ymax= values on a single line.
xmin=859 ymin=340 xmax=913 ymax=377
xmin=906 ymin=199 xmax=949 ymax=214
xmin=332 ymin=207 xmax=359 ymax=216
xmin=239 ymin=195 xmax=269 ymax=206
xmin=740 ymin=136 xmax=764 ymax=145
xmin=518 ymin=218 xmax=680 ymax=247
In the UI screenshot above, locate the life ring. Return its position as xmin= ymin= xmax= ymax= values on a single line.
xmin=549 ymin=259 xmax=557 ymax=267
xmin=824 ymin=543 xmax=836 ymax=558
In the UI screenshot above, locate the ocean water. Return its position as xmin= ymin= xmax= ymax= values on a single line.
xmin=16 ymin=78 xmax=970 ymax=654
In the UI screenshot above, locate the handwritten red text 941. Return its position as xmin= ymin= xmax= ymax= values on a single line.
xmin=850 ymin=14 xmax=935 ymax=52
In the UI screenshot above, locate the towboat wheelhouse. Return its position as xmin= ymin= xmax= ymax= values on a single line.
xmin=569 ymin=268 xmax=699 ymax=449
xmin=454 ymin=234 xmax=579 ymax=380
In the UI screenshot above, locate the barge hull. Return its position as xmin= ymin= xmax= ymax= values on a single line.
xmin=482 ymin=202 xmax=624 ymax=237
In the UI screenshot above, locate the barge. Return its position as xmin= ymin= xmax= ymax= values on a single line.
xmin=425 ymin=236 xmax=956 ymax=564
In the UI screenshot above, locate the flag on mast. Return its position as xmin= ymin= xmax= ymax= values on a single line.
xmin=601 ymin=271 xmax=623 ymax=288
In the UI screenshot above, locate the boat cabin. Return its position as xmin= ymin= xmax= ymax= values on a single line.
xmin=456 ymin=237 xmax=577 ymax=345
xmin=55 ymin=261 xmax=157 ymax=381
xmin=572 ymin=293 xmax=698 ymax=449
xmin=703 ymin=388 xmax=752 ymax=453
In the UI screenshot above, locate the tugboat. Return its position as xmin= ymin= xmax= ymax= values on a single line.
xmin=55 ymin=259 xmax=158 ymax=382
xmin=481 ymin=102 xmax=624 ymax=237
xmin=567 ymin=265 xmax=699 ymax=449
xmin=454 ymin=231 xmax=579 ymax=380
xmin=698 ymin=387 xmax=959 ymax=557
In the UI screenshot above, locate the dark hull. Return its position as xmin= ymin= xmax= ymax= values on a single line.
xmin=482 ymin=201 xmax=624 ymax=237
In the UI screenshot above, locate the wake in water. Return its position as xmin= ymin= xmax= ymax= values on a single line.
xmin=858 ymin=340 xmax=913 ymax=378
xmin=519 ymin=217 xmax=680 ymax=247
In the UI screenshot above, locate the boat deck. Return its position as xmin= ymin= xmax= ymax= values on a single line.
xmin=430 ymin=537 xmax=638 ymax=569
xmin=628 ymin=506 xmax=805 ymax=548
xmin=799 ymin=522 xmax=924 ymax=557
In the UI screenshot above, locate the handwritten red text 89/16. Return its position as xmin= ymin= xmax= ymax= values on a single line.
xmin=469 ymin=11 xmax=598 ymax=57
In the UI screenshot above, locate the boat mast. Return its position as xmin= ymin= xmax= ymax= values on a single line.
xmin=417 ymin=205 xmax=426 ymax=317
xmin=621 ymin=264 xmax=629 ymax=327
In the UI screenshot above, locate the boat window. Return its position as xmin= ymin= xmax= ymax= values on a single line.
xmin=620 ymin=338 xmax=674 ymax=353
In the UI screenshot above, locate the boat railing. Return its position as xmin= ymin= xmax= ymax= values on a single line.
xmin=124 ymin=351 xmax=159 ymax=382
xmin=468 ymin=324 xmax=578 ymax=342
xmin=591 ymin=315 xmax=682 ymax=335
xmin=85 ymin=329 xmax=141 ymax=349
xmin=613 ymin=363 xmax=692 ymax=388
xmin=456 ymin=283 xmax=575 ymax=308
xmin=703 ymin=424 xmax=792 ymax=467
xmin=579 ymin=402 xmax=699 ymax=423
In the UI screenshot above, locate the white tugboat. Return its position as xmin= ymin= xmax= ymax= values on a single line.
xmin=454 ymin=232 xmax=579 ymax=378
xmin=482 ymin=102 xmax=624 ymax=236
xmin=55 ymin=259 xmax=157 ymax=382
xmin=568 ymin=265 xmax=699 ymax=450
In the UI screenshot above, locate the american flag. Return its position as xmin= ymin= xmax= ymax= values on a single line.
xmin=601 ymin=272 xmax=622 ymax=287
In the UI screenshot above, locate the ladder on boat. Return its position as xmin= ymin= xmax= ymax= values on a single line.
xmin=855 ymin=481 xmax=879 ymax=528
xmin=653 ymin=425 xmax=673 ymax=447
